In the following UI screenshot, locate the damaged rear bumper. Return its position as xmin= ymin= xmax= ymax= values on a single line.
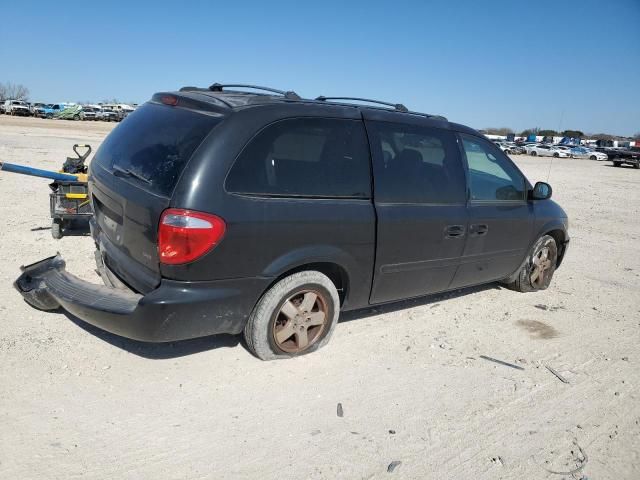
xmin=14 ymin=255 xmax=269 ymax=342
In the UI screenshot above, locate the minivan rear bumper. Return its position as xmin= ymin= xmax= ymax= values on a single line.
xmin=14 ymin=255 xmax=269 ymax=342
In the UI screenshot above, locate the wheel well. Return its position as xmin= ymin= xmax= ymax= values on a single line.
xmin=546 ymin=229 xmax=567 ymax=266
xmin=271 ymin=263 xmax=349 ymax=305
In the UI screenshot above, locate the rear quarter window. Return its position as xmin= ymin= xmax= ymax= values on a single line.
xmin=225 ymin=118 xmax=371 ymax=198
xmin=92 ymin=102 xmax=221 ymax=196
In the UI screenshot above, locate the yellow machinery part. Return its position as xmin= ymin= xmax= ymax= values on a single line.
xmin=65 ymin=193 xmax=88 ymax=199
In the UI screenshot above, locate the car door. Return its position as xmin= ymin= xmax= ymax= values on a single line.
xmin=449 ymin=132 xmax=533 ymax=289
xmin=366 ymin=116 xmax=468 ymax=304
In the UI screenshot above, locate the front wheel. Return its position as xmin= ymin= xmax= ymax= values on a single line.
xmin=634 ymin=163 xmax=640 ymax=169
xmin=505 ymin=235 xmax=558 ymax=292
xmin=244 ymin=271 xmax=340 ymax=360
xmin=613 ymin=161 xmax=621 ymax=167
xmin=530 ymin=151 xmax=537 ymax=157
xmin=590 ymin=155 xmax=597 ymax=160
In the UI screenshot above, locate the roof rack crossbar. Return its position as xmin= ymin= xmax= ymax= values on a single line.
xmin=208 ymin=83 xmax=301 ymax=100
xmin=315 ymin=96 xmax=409 ymax=113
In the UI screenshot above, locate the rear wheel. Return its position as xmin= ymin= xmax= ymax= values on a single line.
xmin=531 ymin=151 xmax=537 ymax=157
xmin=613 ymin=161 xmax=621 ymax=167
xmin=505 ymin=235 xmax=558 ymax=292
xmin=553 ymin=152 xmax=560 ymax=158
xmin=590 ymin=155 xmax=597 ymax=160
xmin=244 ymin=271 xmax=340 ymax=360
xmin=634 ymin=163 xmax=640 ymax=169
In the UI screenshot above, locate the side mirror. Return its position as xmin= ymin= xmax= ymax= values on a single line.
xmin=531 ymin=181 xmax=552 ymax=200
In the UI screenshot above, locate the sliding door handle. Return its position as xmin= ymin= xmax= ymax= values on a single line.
xmin=445 ymin=225 xmax=465 ymax=239
xmin=470 ymin=224 xmax=489 ymax=236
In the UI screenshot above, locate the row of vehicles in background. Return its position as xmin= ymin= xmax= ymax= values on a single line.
xmin=0 ymin=100 xmax=137 ymax=122
xmin=492 ymin=139 xmax=640 ymax=168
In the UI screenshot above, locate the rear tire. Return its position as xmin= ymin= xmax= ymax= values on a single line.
xmin=590 ymin=155 xmax=597 ymax=160
xmin=244 ymin=271 xmax=340 ymax=361
xmin=613 ymin=161 xmax=621 ymax=167
xmin=553 ymin=153 xmax=559 ymax=158
xmin=634 ymin=163 xmax=640 ymax=169
xmin=531 ymin=151 xmax=537 ymax=157
xmin=505 ymin=235 xmax=558 ymax=293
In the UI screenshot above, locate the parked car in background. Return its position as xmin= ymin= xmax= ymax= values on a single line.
xmin=100 ymin=103 xmax=136 ymax=121
xmin=81 ymin=106 xmax=98 ymax=121
xmin=95 ymin=108 xmax=118 ymax=122
xmin=30 ymin=102 xmax=46 ymax=116
xmin=495 ymin=142 xmax=524 ymax=155
xmin=3 ymin=100 xmax=31 ymax=116
xmin=609 ymin=147 xmax=640 ymax=169
xmin=526 ymin=144 xmax=570 ymax=158
xmin=570 ymin=147 xmax=608 ymax=161
xmin=14 ymin=84 xmax=569 ymax=360
xmin=0 ymin=102 xmax=5 ymax=114
xmin=553 ymin=145 xmax=574 ymax=156
xmin=40 ymin=103 xmax=69 ymax=119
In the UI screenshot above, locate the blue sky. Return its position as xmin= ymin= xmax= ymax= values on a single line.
xmin=1 ymin=0 xmax=639 ymax=135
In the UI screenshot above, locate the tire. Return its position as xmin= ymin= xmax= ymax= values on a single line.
xmin=531 ymin=151 xmax=537 ymax=157
xmin=505 ymin=149 xmax=511 ymax=154
xmin=244 ymin=271 xmax=340 ymax=360
xmin=46 ymin=113 xmax=53 ymax=119
xmin=590 ymin=155 xmax=597 ymax=160
xmin=613 ymin=161 xmax=621 ymax=167
xmin=634 ymin=163 xmax=640 ymax=169
xmin=51 ymin=219 xmax=63 ymax=239
xmin=553 ymin=153 xmax=560 ymax=158
xmin=505 ymin=235 xmax=558 ymax=293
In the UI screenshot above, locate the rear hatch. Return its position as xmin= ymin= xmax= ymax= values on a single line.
xmin=89 ymin=99 xmax=224 ymax=293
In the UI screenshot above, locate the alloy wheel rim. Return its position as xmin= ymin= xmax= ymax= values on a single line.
xmin=272 ymin=290 xmax=328 ymax=353
xmin=530 ymin=246 xmax=553 ymax=288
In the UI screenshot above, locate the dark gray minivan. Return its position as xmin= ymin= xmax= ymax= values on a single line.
xmin=15 ymin=84 xmax=569 ymax=360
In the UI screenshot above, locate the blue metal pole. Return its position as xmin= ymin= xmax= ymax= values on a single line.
xmin=0 ymin=162 xmax=78 ymax=182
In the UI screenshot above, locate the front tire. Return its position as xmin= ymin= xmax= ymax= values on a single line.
xmin=553 ymin=153 xmax=560 ymax=158
xmin=505 ymin=235 xmax=558 ymax=293
xmin=244 ymin=271 xmax=340 ymax=360
xmin=613 ymin=161 xmax=621 ymax=167
xmin=531 ymin=151 xmax=537 ymax=157
xmin=590 ymin=155 xmax=597 ymax=160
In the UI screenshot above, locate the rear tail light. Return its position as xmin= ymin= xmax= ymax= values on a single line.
xmin=158 ymin=209 xmax=226 ymax=265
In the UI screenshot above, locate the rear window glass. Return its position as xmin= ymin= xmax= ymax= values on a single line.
xmin=93 ymin=102 xmax=221 ymax=196
xmin=226 ymin=118 xmax=371 ymax=198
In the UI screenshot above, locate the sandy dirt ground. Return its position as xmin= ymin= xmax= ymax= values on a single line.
xmin=0 ymin=116 xmax=638 ymax=480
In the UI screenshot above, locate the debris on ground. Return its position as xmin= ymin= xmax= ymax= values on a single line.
xmin=534 ymin=439 xmax=588 ymax=476
xmin=545 ymin=365 xmax=570 ymax=384
xmin=387 ymin=460 xmax=402 ymax=473
xmin=337 ymin=403 xmax=344 ymax=418
xmin=479 ymin=355 xmax=525 ymax=371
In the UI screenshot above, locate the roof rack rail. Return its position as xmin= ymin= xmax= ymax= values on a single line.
xmin=315 ymin=96 xmax=409 ymax=113
xmin=208 ymin=83 xmax=301 ymax=100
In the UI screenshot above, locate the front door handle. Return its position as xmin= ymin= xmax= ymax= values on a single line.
xmin=445 ymin=225 xmax=465 ymax=239
xmin=470 ymin=224 xmax=489 ymax=236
